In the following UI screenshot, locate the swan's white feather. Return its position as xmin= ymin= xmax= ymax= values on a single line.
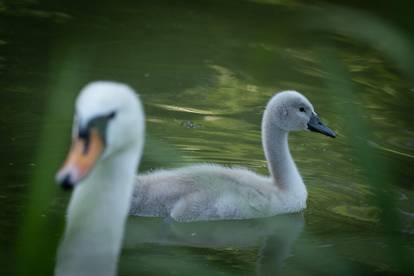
xmin=55 ymin=81 xmax=144 ymax=276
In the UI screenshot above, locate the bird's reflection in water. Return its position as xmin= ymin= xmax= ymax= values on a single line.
xmin=122 ymin=213 xmax=304 ymax=275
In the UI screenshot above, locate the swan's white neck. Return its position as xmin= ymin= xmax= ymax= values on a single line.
xmin=55 ymin=148 xmax=141 ymax=276
xmin=262 ymin=109 xmax=305 ymax=195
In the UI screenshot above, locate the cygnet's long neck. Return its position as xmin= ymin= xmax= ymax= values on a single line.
xmin=262 ymin=108 xmax=304 ymax=193
xmin=55 ymin=148 xmax=141 ymax=276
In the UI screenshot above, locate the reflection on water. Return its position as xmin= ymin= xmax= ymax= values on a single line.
xmin=1 ymin=0 xmax=414 ymax=275
xmin=121 ymin=214 xmax=304 ymax=276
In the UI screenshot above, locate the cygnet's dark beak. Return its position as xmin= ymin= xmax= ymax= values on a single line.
xmin=307 ymin=113 xmax=336 ymax=138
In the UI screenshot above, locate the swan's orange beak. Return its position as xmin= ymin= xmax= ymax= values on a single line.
xmin=56 ymin=128 xmax=104 ymax=190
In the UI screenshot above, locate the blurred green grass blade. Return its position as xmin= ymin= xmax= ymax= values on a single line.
xmin=14 ymin=45 xmax=91 ymax=276
xmin=303 ymin=4 xmax=414 ymax=82
xmin=320 ymin=48 xmax=414 ymax=274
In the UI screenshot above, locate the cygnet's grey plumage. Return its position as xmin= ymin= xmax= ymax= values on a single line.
xmin=130 ymin=91 xmax=335 ymax=222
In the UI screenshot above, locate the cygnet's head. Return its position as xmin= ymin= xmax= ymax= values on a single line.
xmin=56 ymin=81 xmax=145 ymax=190
xmin=265 ymin=90 xmax=336 ymax=137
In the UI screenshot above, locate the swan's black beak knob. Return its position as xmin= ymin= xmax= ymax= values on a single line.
xmin=55 ymin=127 xmax=105 ymax=191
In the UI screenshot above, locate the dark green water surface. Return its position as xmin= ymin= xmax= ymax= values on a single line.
xmin=0 ymin=0 xmax=413 ymax=275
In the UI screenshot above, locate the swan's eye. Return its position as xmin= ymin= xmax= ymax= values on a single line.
xmin=85 ymin=111 xmax=117 ymax=145
xmin=299 ymin=107 xmax=305 ymax=112
xmin=108 ymin=111 xmax=116 ymax=120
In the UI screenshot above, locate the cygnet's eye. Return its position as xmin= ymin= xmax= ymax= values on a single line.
xmin=299 ymin=107 xmax=306 ymax=112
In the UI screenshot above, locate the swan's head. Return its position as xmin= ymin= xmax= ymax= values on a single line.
xmin=56 ymin=81 xmax=145 ymax=190
xmin=266 ymin=90 xmax=336 ymax=137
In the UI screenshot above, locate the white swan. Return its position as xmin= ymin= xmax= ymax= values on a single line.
xmin=54 ymin=81 xmax=145 ymax=276
xmin=130 ymin=90 xmax=335 ymax=222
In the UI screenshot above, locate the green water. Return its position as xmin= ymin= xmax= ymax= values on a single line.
xmin=1 ymin=0 xmax=414 ymax=275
